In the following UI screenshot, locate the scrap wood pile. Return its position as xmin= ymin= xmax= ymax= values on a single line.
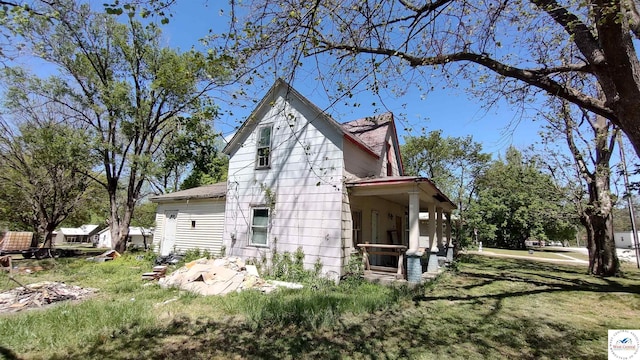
xmin=0 ymin=281 xmax=95 ymax=313
xmin=159 ymin=257 xmax=303 ymax=296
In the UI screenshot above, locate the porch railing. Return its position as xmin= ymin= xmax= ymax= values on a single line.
xmin=356 ymin=243 xmax=407 ymax=279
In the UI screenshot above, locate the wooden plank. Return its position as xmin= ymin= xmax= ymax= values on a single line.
xmin=369 ymin=265 xmax=398 ymax=273
xmin=366 ymin=250 xmax=404 ymax=256
xmin=356 ymin=243 xmax=407 ymax=250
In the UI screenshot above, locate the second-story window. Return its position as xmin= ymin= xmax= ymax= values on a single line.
xmin=256 ymin=125 xmax=272 ymax=169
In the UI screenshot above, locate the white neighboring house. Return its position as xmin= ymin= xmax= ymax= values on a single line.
xmin=54 ymin=224 xmax=101 ymax=245
xmin=97 ymin=227 xmax=154 ymax=249
xmin=614 ymin=231 xmax=640 ymax=249
xmin=150 ymin=183 xmax=227 ymax=256
xmin=151 ymin=79 xmax=456 ymax=280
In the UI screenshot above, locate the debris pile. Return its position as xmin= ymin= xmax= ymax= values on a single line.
xmin=87 ymin=249 xmax=121 ymax=262
xmin=141 ymin=265 xmax=168 ymax=280
xmin=0 ymin=281 xmax=95 ymax=313
xmin=159 ymin=257 xmax=303 ymax=296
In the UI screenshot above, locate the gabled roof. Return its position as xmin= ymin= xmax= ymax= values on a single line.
xmin=98 ymin=227 xmax=152 ymax=236
xmin=149 ymin=182 xmax=227 ymax=202
xmin=341 ymin=112 xmax=405 ymax=174
xmin=222 ymin=78 xmax=380 ymax=159
xmin=58 ymin=224 xmax=100 ymax=236
xmin=341 ymin=112 xmax=393 ymax=155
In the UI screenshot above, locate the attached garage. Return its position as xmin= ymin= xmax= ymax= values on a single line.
xmin=150 ymin=182 xmax=227 ymax=257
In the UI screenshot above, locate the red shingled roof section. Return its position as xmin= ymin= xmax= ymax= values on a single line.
xmin=341 ymin=112 xmax=393 ymax=156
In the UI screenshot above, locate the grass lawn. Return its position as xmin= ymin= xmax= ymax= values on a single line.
xmin=1 ymin=253 xmax=639 ymax=359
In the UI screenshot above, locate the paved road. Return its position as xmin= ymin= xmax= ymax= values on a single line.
xmin=469 ymin=246 xmax=639 ymax=265
xmin=469 ymin=249 xmax=589 ymax=265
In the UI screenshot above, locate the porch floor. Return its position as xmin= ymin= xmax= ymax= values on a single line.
xmin=362 ymin=271 xmax=408 ymax=286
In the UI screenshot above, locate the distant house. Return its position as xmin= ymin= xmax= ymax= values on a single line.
xmin=614 ymin=231 xmax=640 ymax=249
xmin=151 ymin=79 xmax=456 ymax=281
xmin=97 ymin=227 xmax=154 ymax=249
xmin=54 ymin=225 xmax=101 ymax=245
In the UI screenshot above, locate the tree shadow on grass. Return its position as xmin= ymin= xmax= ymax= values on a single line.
xmin=42 ymin=298 xmax=607 ymax=360
xmin=32 ymin=256 xmax=638 ymax=359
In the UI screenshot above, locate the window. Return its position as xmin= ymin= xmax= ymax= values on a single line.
xmin=386 ymin=143 xmax=393 ymax=176
xmin=250 ymin=208 xmax=269 ymax=246
xmin=352 ymin=211 xmax=362 ymax=246
xmin=256 ymin=125 xmax=272 ymax=169
xmin=371 ymin=210 xmax=379 ymax=242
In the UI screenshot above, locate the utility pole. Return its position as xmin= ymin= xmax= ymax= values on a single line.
xmin=618 ymin=135 xmax=640 ymax=269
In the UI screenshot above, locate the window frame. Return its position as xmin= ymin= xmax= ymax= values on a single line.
xmin=250 ymin=207 xmax=270 ymax=247
xmin=256 ymin=124 xmax=273 ymax=169
xmin=352 ymin=210 xmax=362 ymax=246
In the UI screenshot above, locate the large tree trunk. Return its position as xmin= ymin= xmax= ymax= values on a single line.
xmin=580 ymin=172 xmax=620 ymax=276
xmin=108 ymin=177 xmax=137 ymax=253
xmin=581 ymin=211 xmax=619 ymax=276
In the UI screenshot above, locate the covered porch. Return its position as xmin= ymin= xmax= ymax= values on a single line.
xmin=346 ymin=176 xmax=456 ymax=283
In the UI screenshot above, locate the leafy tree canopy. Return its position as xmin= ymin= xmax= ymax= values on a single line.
xmin=468 ymin=147 xmax=576 ymax=249
xmin=3 ymin=0 xmax=236 ymax=251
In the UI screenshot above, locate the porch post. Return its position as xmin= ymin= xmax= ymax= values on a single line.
xmin=426 ymin=203 xmax=439 ymax=273
xmin=445 ymin=213 xmax=452 ymax=247
xmin=427 ymin=203 xmax=436 ymax=251
xmin=408 ymin=191 xmax=420 ymax=252
xmin=436 ymin=207 xmax=444 ymax=252
xmin=446 ymin=212 xmax=454 ymax=262
xmin=406 ymin=190 xmax=422 ymax=283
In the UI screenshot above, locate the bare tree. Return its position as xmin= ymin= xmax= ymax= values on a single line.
xmin=540 ymin=100 xmax=620 ymax=276
xmin=234 ymin=0 xmax=640 ymax=158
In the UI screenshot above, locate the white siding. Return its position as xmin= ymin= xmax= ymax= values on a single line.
xmin=614 ymin=231 xmax=640 ymax=249
xmin=224 ymin=87 xmax=345 ymax=278
xmin=343 ymin=140 xmax=379 ymax=180
xmin=153 ymin=199 xmax=225 ymax=256
xmin=382 ymin=135 xmax=402 ymax=177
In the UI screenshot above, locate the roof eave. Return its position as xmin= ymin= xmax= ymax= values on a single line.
xmin=150 ymin=194 xmax=227 ymax=203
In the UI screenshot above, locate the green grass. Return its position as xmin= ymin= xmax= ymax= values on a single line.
xmin=1 ymin=253 xmax=639 ymax=359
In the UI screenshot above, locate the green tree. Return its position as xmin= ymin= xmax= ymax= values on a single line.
xmin=401 ymin=130 xmax=491 ymax=244
xmin=0 ymin=113 xmax=94 ymax=247
xmin=130 ymin=201 xmax=157 ymax=228
xmin=401 ymin=131 xmax=490 ymax=245
xmin=612 ymin=201 xmax=640 ymax=232
xmin=402 ymin=130 xmax=453 ymax=186
xmin=468 ymin=147 xmax=575 ymax=249
xmin=152 ymin=113 xmax=229 ymax=192
xmin=59 ymin=178 xmax=110 ymax=228
xmin=6 ymin=1 xmax=235 ymax=252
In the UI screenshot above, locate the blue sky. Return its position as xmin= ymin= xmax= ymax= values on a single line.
xmin=161 ymin=1 xmax=544 ymax=159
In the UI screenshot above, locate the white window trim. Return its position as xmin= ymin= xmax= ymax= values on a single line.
xmin=256 ymin=124 xmax=273 ymax=169
xmin=352 ymin=210 xmax=362 ymax=246
xmin=250 ymin=207 xmax=270 ymax=247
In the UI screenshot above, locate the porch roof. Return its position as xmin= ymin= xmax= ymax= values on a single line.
xmin=149 ymin=182 xmax=227 ymax=202
xmin=346 ymin=176 xmax=456 ymax=211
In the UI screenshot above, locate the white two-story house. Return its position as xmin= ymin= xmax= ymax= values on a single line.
xmin=152 ymin=79 xmax=456 ymax=281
